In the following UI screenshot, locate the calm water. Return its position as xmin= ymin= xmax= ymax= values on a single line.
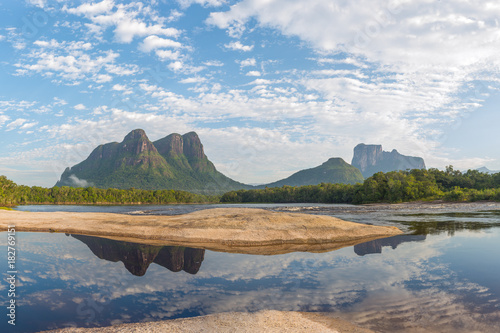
xmin=2 ymin=203 xmax=500 ymax=332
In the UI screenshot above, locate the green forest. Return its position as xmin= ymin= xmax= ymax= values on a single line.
xmin=220 ymin=167 xmax=500 ymax=204
xmin=0 ymin=175 xmax=217 ymax=206
xmin=2 ymin=166 xmax=500 ymax=207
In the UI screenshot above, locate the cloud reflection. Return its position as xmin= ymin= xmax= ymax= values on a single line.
xmin=3 ymin=229 xmax=500 ymax=332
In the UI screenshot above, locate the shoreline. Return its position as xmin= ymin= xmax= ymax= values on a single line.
xmin=42 ymin=310 xmax=375 ymax=333
xmin=5 ymin=199 xmax=500 ymax=208
xmin=0 ymin=207 xmax=402 ymax=255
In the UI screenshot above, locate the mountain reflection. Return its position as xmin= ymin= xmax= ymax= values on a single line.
xmin=70 ymin=234 xmax=205 ymax=276
xmin=354 ymin=235 xmax=426 ymax=256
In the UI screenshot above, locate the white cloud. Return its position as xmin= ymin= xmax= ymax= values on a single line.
xmin=94 ymin=74 xmax=112 ymax=83
xmin=20 ymin=122 xmax=38 ymax=130
xmin=6 ymin=118 xmax=27 ymax=131
xmin=112 ymin=84 xmax=127 ymax=91
xmin=15 ymin=44 xmax=138 ymax=85
xmin=203 ymin=60 xmax=224 ymax=67
xmin=26 ymin=0 xmax=46 ymax=8
xmin=112 ymin=84 xmax=132 ymax=94
xmin=139 ymin=35 xmax=182 ymax=52
xmin=246 ymin=71 xmax=261 ymax=77
xmin=224 ymin=41 xmax=254 ymax=52
xmin=139 ymin=83 xmax=158 ymax=92
xmin=155 ymin=49 xmax=180 ymax=60
xmin=53 ymin=97 xmax=68 ymax=106
xmin=210 ymin=0 xmax=500 ymax=76
xmin=177 ymin=0 xmax=226 ymax=9
xmin=0 ymin=115 xmax=9 ymax=127
xmin=74 ymin=104 xmax=86 ymax=110
xmin=65 ymin=1 xmax=181 ymax=44
xmin=168 ymin=61 xmax=184 ymax=72
xmin=92 ymin=106 xmax=109 ymax=115
xmin=64 ymin=0 xmax=114 ymax=16
xmin=179 ymin=77 xmax=207 ymax=84
xmin=115 ymin=21 xmax=180 ymax=44
xmin=239 ymin=58 xmax=256 ymax=67
xmin=68 ymin=174 xmax=92 ymax=187
xmin=104 ymin=63 xmax=140 ymax=76
xmin=34 ymin=40 xmax=92 ymax=50
xmin=206 ymin=0 xmax=500 ymax=169
xmin=15 ymin=49 xmax=120 ymax=84
xmin=0 ymin=35 xmax=5 ymax=41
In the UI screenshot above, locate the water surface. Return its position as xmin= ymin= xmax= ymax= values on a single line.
xmin=2 ymin=203 xmax=500 ymax=332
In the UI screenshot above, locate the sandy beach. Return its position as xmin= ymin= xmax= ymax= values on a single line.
xmin=0 ymin=207 xmax=402 ymax=254
xmin=42 ymin=310 xmax=375 ymax=333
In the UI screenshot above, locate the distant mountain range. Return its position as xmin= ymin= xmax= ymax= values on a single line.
xmin=56 ymin=129 xmax=427 ymax=193
xmin=351 ymin=144 xmax=426 ymax=178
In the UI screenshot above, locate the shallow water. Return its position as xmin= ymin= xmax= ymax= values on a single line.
xmin=2 ymin=203 xmax=500 ymax=332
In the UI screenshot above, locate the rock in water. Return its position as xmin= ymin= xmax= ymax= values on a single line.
xmin=352 ymin=143 xmax=425 ymax=178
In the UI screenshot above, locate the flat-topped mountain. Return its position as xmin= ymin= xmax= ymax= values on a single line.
xmin=352 ymin=144 xmax=426 ymax=178
xmin=55 ymin=129 xmax=250 ymax=194
xmin=260 ymin=157 xmax=364 ymax=188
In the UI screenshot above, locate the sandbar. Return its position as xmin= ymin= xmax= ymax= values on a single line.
xmin=42 ymin=310 xmax=375 ymax=333
xmin=0 ymin=208 xmax=402 ymax=254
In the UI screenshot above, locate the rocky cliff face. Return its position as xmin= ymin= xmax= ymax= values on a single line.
xmin=352 ymin=144 xmax=426 ymax=178
xmin=55 ymin=129 xmax=249 ymax=194
xmin=153 ymin=132 xmax=215 ymax=173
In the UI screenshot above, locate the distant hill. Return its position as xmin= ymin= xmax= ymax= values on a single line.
xmin=351 ymin=144 xmax=425 ymax=178
xmin=55 ymin=129 xmax=250 ymax=194
xmin=476 ymin=167 xmax=499 ymax=174
xmin=259 ymin=157 xmax=364 ymax=188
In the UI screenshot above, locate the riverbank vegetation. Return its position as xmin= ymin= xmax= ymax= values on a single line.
xmin=0 ymin=175 xmax=216 ymax=206
xmin=2 ymin=167 xmax=499 ymax=206
xmin=221 ymin=167 xmax=500 ymax=204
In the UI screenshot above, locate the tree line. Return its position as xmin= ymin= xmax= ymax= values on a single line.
xmin=0 ymin=175 xmax=216 ymax=206
xmin=2 ymin=166 xmax=500 ymax=206
xmin=220 ymin=167 xmax=500 ymax=204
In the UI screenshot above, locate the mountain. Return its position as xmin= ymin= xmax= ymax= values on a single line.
xmin=55 ymin=129 xmax=250 ymax=194
xmin=351 ymin=144 xmax=426 ymax=178
xmin=476 ymin=167 xmax=499 ymax=174
xmin=260 ymin=157 xmax=364 ymax=188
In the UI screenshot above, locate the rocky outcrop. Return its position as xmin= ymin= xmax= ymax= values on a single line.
xmin=352 ymin=144 xmax=426 ymax=178
xmin=154 ymin=133 xmax=184 ymax=157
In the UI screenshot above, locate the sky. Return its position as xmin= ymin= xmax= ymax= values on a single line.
xmin=0 ymin=0 xmax=499 ymax=187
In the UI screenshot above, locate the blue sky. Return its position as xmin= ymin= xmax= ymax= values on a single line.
xmin=1 ymin=0 xmax=499 ymax=187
